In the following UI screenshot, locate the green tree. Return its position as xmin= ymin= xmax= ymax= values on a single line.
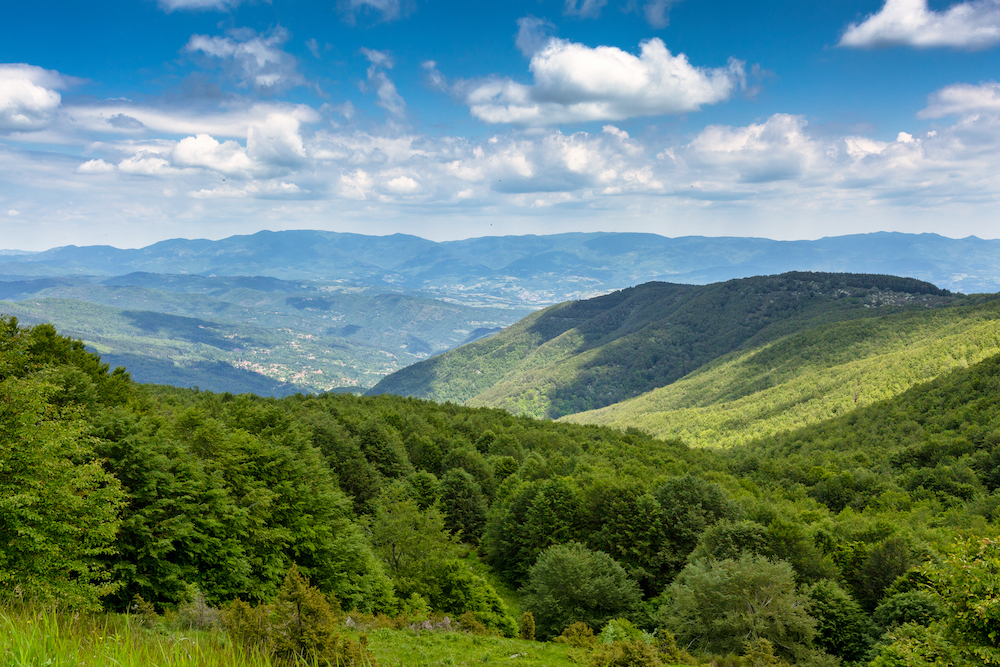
xmin=521 ymin=541 xmax=642 ymax=640
xmin=660 ymin=555 xmax=816 ymax=661
xmin=0 ymin=317 xmax=125 ymax=609
xmin=439 ymin=468 xmax=488 ymax=543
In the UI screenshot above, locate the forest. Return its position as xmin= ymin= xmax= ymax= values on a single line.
xmin=2 ymin=312 xmax=1000 ymax=667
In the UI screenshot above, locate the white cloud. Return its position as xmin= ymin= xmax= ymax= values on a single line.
xmin=360 ymin=49 xmax=406 ymax=117
xmin=0 ymin=64 xmax=75 ymax=132
xmin=338 ymin=0 xmax=415 ymax=25
xmin=564 ymin=0 xmax=607 ymax=18
xmin=67 ymin=102 xmax=318 ymax=139
xmin=515 ymin=16 xmax=556 ymax=57
xmin=687 ymin=114 xmax=822 ymax=183
xmin=118 ymin=154 xmax=181 ymax=176
xmin=642 ymin=0 xmax=679 ymax=29
xmin=919 ymin=81 xmax=1000 ymax=117
xmin=184 ymin=27 xmax=305 ymax=92
xmin=339 ymin=169 xmax=374 ymax=199
xmin=247 ymin=113 xmax=307 ymax=167
xmin=839 ymin=0 xmax=1000 ymax=49
xmin=172 ymin=134 xmax=257 ymax=177
xmin=158 ymin=0 xmax=241 ymax=11
xmin=7 ymin=209 xmax=19 ymax=216
xmin=464 ymin=37 xmax=744 ymax=125
xmin=384 ymin=175 xmax=420 ymax=194
xmin=77 ymin=158 xmax=116 ymax=174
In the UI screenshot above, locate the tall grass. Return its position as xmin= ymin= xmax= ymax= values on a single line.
xmin=0 ymin=604 xmax=272 ymax=667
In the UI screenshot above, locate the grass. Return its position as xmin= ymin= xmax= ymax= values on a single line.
xmin=364 ymin=628 xmax=576 ymax=667
xmin=0 ymin=604 xmax=583 ymax=667
xmin=0 ymin=604 xmax=272 ymax=667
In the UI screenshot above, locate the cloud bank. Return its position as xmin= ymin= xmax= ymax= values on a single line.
xmin=840 ymin=0 xmax=1000 ymax=49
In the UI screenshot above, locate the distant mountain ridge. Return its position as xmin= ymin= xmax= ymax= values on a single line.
xmin=3 ymin=231 xmax=1000 ymax=305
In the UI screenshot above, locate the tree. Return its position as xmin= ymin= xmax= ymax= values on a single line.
xmin=521 ymin=542 xmax=641 ymax=640
xmin=366 ymin=483 xmax=457 ymax=595
xmin=805 ymin=579 xmax=875 ymax=662
xmin=660 ymin=555 xmax=816 ymax=661
xmin=439 ymin=468 xmax=488 ymax=543
xmin=0 ymin=317 xmax=125 ymax=609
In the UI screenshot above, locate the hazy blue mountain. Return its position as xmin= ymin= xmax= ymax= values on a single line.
xmin=3 ymin=231 xmax=999 ymax=306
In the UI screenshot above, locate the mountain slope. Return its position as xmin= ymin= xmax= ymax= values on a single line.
xmin=369 ymin=273 xmax=957 ymax=418
xmin=562 ymin=296 xmax=1000 ymax=447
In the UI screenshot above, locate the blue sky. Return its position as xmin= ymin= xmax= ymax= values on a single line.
xmin=2 ymin=0 xmax=1000 ymax=250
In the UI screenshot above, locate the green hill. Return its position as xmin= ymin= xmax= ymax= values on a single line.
xmin=561 ymin=296 xmax=1000 ymax=447
xmin=369 ymin=272 xmax=958 ymax=418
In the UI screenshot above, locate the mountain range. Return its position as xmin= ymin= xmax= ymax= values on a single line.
xmin=2 ymin=229 xmax=999 ymax=396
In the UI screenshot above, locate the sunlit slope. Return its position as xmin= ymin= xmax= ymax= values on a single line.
xmin=560 ymin=298 xmax=1000 ymax=448
xmin=370 ymin=273 xmax=956 ymax=418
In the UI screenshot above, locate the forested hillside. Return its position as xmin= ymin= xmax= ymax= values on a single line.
xmin=565 ymin=294 xmax=1000 ymax=447
xmin=370 ymin=273 xmax=959 ymax=418
xmin=4 ymin=314 xmax=1000 ymax=666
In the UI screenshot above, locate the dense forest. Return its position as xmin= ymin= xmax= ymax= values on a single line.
xmin=3 ymin=313 xmax=1000 ymax=666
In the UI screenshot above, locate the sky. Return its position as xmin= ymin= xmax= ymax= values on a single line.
xmin=2 ymin=0 xmax=1000 ymax=250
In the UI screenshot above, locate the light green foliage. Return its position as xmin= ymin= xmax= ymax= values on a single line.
xmin=925 ymin=537 xmax=1000 ymax=664
xmin=660 ymin=555 xmax=815 ymax=661
xmin=565 ymin=297 xmax=1000 ymax=448
xmin=365 ymin=483 xmax=458 ymax=592
xmin=0 ymin=316 xmax=125 ymax=609
xmin=521 ymin=542 xmax=642 ymax=641
xmin=598 ymin=618 xmax=652 ymax=645
xmin=586 ymin=638 xmax=661 ymax=667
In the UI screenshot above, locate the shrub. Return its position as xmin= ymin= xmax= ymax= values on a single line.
xmin=554 ymin=621 xmax=598 ymax=649
xmin=520 ymin=610 xmax=536 ymax=641
xmin=522 ymin=542 xmax=642 ymax=640
xmin=587 ymin=639 xmax=661 ymax=667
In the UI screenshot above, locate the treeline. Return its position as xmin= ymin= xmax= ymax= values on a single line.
xmin=2 ymin=314 xmax=999 ymax=666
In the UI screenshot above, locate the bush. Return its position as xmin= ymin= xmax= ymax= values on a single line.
xmin=587 ymin=639 xmax=661 ymax=667
xmin=659 ymin=555 xmax=815 ymax=661
xmin=554 ymin=621 xmax=598 ymax=649
xmin=522 ymin=542 xmax=642 ymax=640
xmin=599 ymin=618 xmax=650 ymax=645
xmin=873 ymin=591 xmax=941 ymax=630
xmin=520 ymin=610 xmax=536 ymax=641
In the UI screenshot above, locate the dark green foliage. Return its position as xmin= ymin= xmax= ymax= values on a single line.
xmin=655 ymin=475 xmax=737 ymax=574
xmin=483 ymin=477 xmax=582 ymax=585
xmin=521 ymin=542 xmax=642 ymax=640
xmin=439 ymin=469 xmax=488 ymax=543
xmin=805 ymin=579 xmax=875 ymax=662
xmin=874 ymin=591 xmax=942 ymax=630
xmin=272 ymin=565 xmax=340 ymax=664
xmin=405 ymin=470 xmax=441 ymax=510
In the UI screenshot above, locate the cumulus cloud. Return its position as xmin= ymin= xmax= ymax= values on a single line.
xmin=0 ymin=63 xmax=77 ymax=132
xmin=687 ymin=114 xmax=821 ymax=183
xmin=464 ymin=37 xmax=744 ymax=125
xmin=158 ymin=0 xmax=242 ymax=11
xmin=184 ymin=26 xmax=305 ymax=92
xmin=919 ymin=81 xmax=1000 ymax=117
xmin=172 ymin=134 xmax=256 ymax=177
xmin=839 ymin=0 xmax=1000 ymax=49
xmin=360 ymin=48 xmax=406 ymax=118
xmin=338 ymin=0 xmax=415 ymax=25
xmin=77 ymin=158 xmax=116 ymax=174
